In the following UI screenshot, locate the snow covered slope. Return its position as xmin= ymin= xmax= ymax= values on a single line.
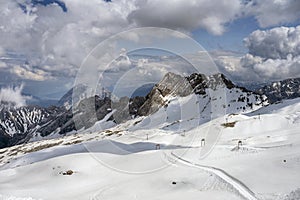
xmin=0 ymin=98 xmax=299 ymax=200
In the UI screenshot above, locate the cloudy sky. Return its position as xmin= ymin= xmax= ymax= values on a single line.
xmin=0 ymin=0 xmax=299 ymax=101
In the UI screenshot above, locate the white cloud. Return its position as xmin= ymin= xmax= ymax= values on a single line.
xmin=107 ymin=49 xmax=133 ymax=72
xmin=0 ymin=46 xmax=5 ymax=56
xmin=242 ymin=26 xmax=300 ymax=81
xmin=245 ymin=0 xmax=300 ymax=28
xmin=216 ymin=26 xmax=300 ymax=82
xmin=0 ymin=0 xmax=137 ymax=81
xmin=116 ymin=28 xmax=189 ymax=45
xmin=0 ymin=0 xmax=300 ymax=88
xmin=244 ymin=26 xmax=300 ymax=59
xmin=127 ymin=0 xmax=242 ymax=35
xmin=212 ymin=51 xmax=257 ymax=82
xmin=240 ymin=53 xmax=300 ymax=80
xmin=216 ymin=55 xmax=242 ymax=72
xmin=11 ymin=64 xmax=52 ymax=81
xmin=0 ymin=61 xmax=7 ymax=69
xmin=0 ymin=84 xmax=30 ymax=108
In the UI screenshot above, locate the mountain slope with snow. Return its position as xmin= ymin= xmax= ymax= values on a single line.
xmin=257 ymin=77 xmax=300 ymax=103
xmin=0 ymin=72 xmax=269 ymax=149
xmin=0 ymin=96 xmax=299 ymax=199
xmin=0 ymin=106 xmax=55 ymax=148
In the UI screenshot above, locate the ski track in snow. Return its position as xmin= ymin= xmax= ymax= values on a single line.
xmin=168 ymin=152 xmax=259 ymax=200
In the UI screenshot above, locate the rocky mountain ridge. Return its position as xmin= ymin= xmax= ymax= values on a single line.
xmin=1 ymin=72 xmax=299 ymax=148
xmin=139 ymin=72 xmax=268 ymax=117
xmin=256 ymin=77 xmax=300 ymax=103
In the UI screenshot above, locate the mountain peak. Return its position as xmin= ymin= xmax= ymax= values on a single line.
xmin=6 ymin=72 xmax=300 ymax=149
xmin=257 ymin=77 xmax=300 ymax=103
xmin=138 ymin=72 xmax=268 ymax=116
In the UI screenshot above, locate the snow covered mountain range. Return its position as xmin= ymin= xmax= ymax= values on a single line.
xmin=0 ymin=85 xmax=300 ymax=200
xmin=1 ymin=72 xmax=299 ymax=149
xmin=0 ymin=106 xmax=60 ymax=148
xmin=0 ymin=72 xmax=300 ymax=200
xmin=256 ymin=77 xmax=300 ymax=103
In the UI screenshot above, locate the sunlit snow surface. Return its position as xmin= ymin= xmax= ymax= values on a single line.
xmin=0 ymin=98 xmax=300 ymax=200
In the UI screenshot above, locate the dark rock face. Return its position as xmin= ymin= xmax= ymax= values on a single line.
xmin=138 ymin=72 xmax=193 ymax=116
xmin=38 ymin=96 xmax=114 ymax=137
xmin=129 ymin=96 xmax=146 ymax=116
xmin=0 ymin=132 xmax=10 ymax=149
xmin=111 ymin=96 xmax=131 ymax=124
xmin=186 ymin=73 xmax=208 ymax=95
xmin=73 ymin=96 xmax=112 ymax=129
xmin=256 ymin=78 xmax=300 ymax=103
xmin=187 ymin=73 xmax=237 ymax=95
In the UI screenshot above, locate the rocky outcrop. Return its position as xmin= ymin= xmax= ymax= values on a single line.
xmin=256 ymin=78 xmax=300 ymax=103
xmin=138 ymin=72 xmax=193 ymax=115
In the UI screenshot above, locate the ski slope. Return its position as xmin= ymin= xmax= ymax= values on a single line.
xmin=168 ymin=152 xmax=258 ymax=200
xmin=0 ymin=98 xmax=300 ymax=199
